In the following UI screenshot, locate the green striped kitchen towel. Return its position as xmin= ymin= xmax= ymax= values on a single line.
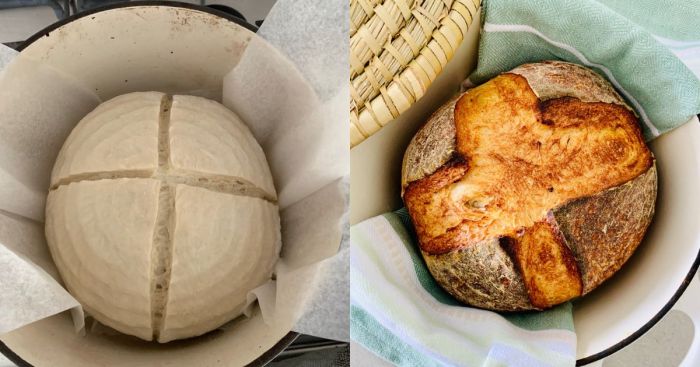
xmin=466 ymin=0 xmax=700 ymax=141
xmin=351 ymin=1 xmax=700 ymax=366
xmin=351 ymin=209 xmax=576 ymax=367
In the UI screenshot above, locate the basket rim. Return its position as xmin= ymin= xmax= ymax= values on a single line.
xmin=350 ymin=0 xmax=480 ymax=146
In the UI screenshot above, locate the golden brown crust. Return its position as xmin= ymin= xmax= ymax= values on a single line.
xmin=422 ymin=163 xmax=656 ymax=311
xmin=400 ymin=60 xmax=631 ymax=192
xmin=501 ymin=215 xmax=582 ymax=309
xmin=405 ymin=73 xmax=651 ymax=255
xmin=401 ymin=61 xmax=657 ymax=311
xmin=403 ymin=158 xmax=470 ymax=254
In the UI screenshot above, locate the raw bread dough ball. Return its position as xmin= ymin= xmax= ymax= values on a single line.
xmin=45 ymin=92 xmax=280 ymax=342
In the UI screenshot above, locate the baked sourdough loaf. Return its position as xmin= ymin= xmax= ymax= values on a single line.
xmin=45 ymin=92 xmax=280 ymax=342
xmin=401 ymin=61 xmax=656 ymax=311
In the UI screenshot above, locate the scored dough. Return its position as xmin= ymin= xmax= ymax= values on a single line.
xmin=45 ymin=92 xmax=280 ymax=342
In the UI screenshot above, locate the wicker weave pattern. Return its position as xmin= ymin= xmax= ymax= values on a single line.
xmin=350 ymin=0 xmax=384 ymax=37
xmin=350 ymin=0 xmax=481 ymax=147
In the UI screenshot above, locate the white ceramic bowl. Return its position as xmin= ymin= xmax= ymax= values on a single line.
xmin=350 ymin=10 xmax=700 ymax=364
xmin=0 ymin=3 xmax=297 ymax=366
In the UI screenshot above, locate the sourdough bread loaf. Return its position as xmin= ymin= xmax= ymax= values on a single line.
xmin=401 ymin=61 xmax=657 ymax=311
xmin=45 ymin=92 xmax=280 ymax=342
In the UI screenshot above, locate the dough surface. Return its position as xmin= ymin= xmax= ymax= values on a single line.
xmin=45 ymin=92 xmax=280 ymax=342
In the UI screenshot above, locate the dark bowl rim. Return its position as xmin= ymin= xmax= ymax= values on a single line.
xmin=1 ymin=2 xmax=298 ymax=367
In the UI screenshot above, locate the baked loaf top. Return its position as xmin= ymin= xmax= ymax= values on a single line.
xmin=46 ymin=92 xmax=280 ymax=342
xmin=401 ymin=61 xmax=656 ymax=310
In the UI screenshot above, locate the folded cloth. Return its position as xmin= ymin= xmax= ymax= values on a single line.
xmin=466 ymin=0 xmax=700 ymax=140
xmin=351 ymin=1 xmax=700 ymax=365
xmin=351 ymin=209 xmax=577 ymax=367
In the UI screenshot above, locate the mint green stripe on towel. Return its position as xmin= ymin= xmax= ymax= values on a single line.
xmin=383 ymin=210 xmax=462 ymax=306
xmin=351 ymin=305 xmax=446 ymax=367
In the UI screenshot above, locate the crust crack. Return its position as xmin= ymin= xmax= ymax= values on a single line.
xmin=158 ymin=95 xmax=173 ymax=170
xmin=150 ymin=94 xmax=175 ymax=341
xmin=149 ymin=183 xmax=175 ymax=341
xmin=160 ymin=169 xmax=276 ymax=203
xmin=49 ymin=170 xmax=154 ymax=190
xmin=50 ymin=170 xmax=276 ymax=203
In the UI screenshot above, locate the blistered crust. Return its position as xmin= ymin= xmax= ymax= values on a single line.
xmin=406 ymin=73 xmax=651 ymax=256
xmin=501 ymin=216 xmax=582 ymax=309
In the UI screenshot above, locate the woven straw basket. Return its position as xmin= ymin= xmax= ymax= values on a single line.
xmin=350 ymin=0 xmax=482 ymax=147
